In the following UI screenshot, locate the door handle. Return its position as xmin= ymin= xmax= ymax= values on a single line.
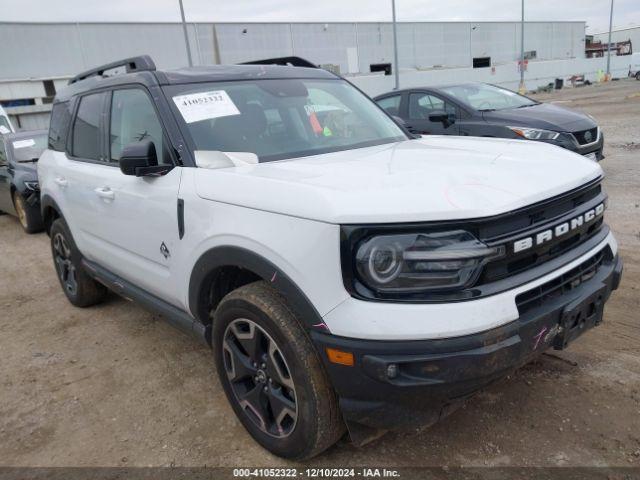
xmin=54 ymin=177 xmax=68 ymax=188
xmin=94 ymin=186 xmax=115 ymax=201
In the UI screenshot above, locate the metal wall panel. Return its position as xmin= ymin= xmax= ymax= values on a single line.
xmin=290 ymin=23 xmax=357 ymax=73
xmin=76 ymin=23 xmax=190 ymax=70
xmin=355 ymin=23 xmax=395 ymax=74
xmin=0 ymin=21 xmax=586 ymax=81
xmin=216 ymin=23 xmax=293 ymax=64
xmin=412 ymin=23 xmax=471 ymax=69
xmin=0 ymin=24 xmax=84 ymax=78
xmin=472 ymin=22 xmax=517 ymax=64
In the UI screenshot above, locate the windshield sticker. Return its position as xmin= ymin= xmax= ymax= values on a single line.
xmin=13 ymin=139 xmax=36 ymax=149
xmin=172 ymin=90 xmax=240 ymax=124
xmin=0 ymin=126 xmax=10 ymax=134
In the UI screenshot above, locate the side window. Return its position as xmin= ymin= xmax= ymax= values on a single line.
xmin=71 ymin=92 xmax=106 ymax=161
xmin=0 ymin=141 xmax=6 ymax=166
xmin=377 ymin=95 xmax=402 ymax=116
xmin=48 ymin=101 xmax=72 ymax=152
xmin=408 ymin=93 xmax=457 ymax=120
xmin=109 ymin=89 xmax=171 ymax=165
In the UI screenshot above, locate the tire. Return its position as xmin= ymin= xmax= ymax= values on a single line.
xmin=13 ymin=191 xmax=43 ymax=234
xmin=50 ymin=218 xmax=107 ymax=307
xmin=636 ymin=72 xmax=640 ymax=81
xmin=212 ymin=281 xmax=345 ymax=459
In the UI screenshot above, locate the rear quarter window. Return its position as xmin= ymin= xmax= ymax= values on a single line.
xmin=48 ymin=101 xmax=72 ymax=152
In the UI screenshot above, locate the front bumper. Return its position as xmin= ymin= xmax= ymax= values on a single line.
xmin=312 ymin=251 xmax=622 ymax=435
xmin=539 ymin=131 xmax=605 ymax=160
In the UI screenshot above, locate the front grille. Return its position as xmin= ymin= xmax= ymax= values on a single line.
xmin=515 ymin=248 xmax=608 ymax=314
xmin=477 ymin=179 xmax=605 ymax=284
xmin=573 ymin=127 xmax=599 ymax=145
xmin=472 ymin=178 xmax=602 ymax=240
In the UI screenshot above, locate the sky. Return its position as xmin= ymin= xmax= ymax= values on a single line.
xmin=1 ymin=0 xmax=639 ymax=33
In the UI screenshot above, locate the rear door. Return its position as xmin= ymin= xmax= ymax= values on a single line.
xmin=66 ymin=86 xmax=183 ymax=304
xmin=405 ymin=91 xmax=460 ymax=135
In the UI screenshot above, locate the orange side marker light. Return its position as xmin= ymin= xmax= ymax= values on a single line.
xmin=326 ymin=348 xmax=354 ymax=366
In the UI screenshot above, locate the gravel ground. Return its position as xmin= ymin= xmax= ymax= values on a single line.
xmin=0 ymin=79 xmax=639 ymax=468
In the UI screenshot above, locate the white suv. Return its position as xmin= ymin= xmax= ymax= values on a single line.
xmin=39 ymin=55 xmax=623 ymax=459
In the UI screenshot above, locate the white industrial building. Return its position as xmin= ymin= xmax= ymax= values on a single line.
xmin=0 ymin=20 xmax=609 ymax=130
xmin=593 ymin=25 xmax=640 ymax=50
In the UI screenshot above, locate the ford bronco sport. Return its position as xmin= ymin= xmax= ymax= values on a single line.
xmin=39 ymin=55 xmax=623 ymax=459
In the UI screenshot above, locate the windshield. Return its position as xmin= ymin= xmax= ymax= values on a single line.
xmin=440 ymin=84 xmax=537 ymax=111
xmin=164 ymin=78 xmax=406 ymax=163
xmin=10 ymin=134 xmax=47 ymax=162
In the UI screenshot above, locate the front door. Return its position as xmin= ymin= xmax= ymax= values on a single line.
xmin=405 ymin=92 xmax=459 ymax=136
xmin=65 ymin=87 xmax=183 ymax=305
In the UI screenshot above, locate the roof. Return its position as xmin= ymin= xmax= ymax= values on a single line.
xmin=157 ymin=64 xmax=336 ymax=84
xmin=55 ymin=58 xmax=337 ymax=103
xmin=374 ymin=83 xmax=479 ymax=98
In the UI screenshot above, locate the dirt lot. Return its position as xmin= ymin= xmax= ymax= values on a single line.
xmin=1 ymin=79 xmax=639 ymax=469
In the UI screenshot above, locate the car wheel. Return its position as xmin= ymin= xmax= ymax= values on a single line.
xmin=212 ymin=281 xmax=345 ymax=459
xmin=50 ymin=218 xmax=107 ymax=307
xmin=636 ymin=72 xmax=640 ymax=81
xmin=13 ymin=191 xmax=43 ymax=233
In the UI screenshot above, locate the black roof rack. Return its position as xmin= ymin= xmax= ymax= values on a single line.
xmin=240 ymin=56 xmax=318 ymax=69
xmin=68 ymin=55 xmax=156 ymax=85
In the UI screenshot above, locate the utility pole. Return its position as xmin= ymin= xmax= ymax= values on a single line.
xmin=391 ymin=0 xmax=400 ymax=90
xmin=606 ymin=0 xmax=614 ymax=79
xmin=178 ymin=0 xmax=194 ymax=67
xmin=519 ymin=0 xmax=526 ymax=94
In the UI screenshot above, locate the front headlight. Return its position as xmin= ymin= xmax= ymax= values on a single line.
xmin=355 ymin=230 xmax=504 ymax=293
xmin=508 ymin=126 xmax=560 ymax=140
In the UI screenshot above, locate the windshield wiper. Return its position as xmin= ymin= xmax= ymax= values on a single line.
xmin=478 ymin=108 xmax=496 ymax=112
xmin=18 ymin=158 xmax=39 ymax=163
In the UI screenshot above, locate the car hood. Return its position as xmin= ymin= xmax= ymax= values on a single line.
xmin=482 ymin=102 xmax=596 ymax=132
xmin=194 ymin=136 xmax=602 ymax=224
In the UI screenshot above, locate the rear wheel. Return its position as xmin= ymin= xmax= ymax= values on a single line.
xmin=212 ymin=281 xmax=345 ymax=459
xmin=13 ymin=191 xmax=43 ymax=234
xmin=50 ymin=218 xmax=107 ymax=307
xmin=636 ymin=71 xmax=640 ymax=81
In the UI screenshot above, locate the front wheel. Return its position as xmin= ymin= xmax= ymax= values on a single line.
xmin=636 ymin=72 xmax=640 ymax=81
xmin=212 ymin=281 xmax=345 ymax=459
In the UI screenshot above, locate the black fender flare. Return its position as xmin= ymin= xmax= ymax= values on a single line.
xmin=40 ymin=194 xmax=65 ymax=233
xmin=188 ymin=246 xmax=325 ymax=331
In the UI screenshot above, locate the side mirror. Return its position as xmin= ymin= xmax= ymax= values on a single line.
xmin=119 ymin=141 xmax=171 ymax=177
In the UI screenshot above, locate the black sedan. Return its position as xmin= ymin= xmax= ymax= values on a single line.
xmin=0 ymin=130 xmax=47 ymax=233
xmin=375 ymin=83 xmax=604 ymax=161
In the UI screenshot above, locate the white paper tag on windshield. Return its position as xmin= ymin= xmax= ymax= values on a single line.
xmin=172 ymin=90 xmax=240 ymax=123
xmin=13 ymin=139 xmax=36 ymax=149
xmin=0 ymin=126 xmax=10 ymax=134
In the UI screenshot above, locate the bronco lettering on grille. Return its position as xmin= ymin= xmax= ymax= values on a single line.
xmin=513 ymin=203 xmax=604 ymax=253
